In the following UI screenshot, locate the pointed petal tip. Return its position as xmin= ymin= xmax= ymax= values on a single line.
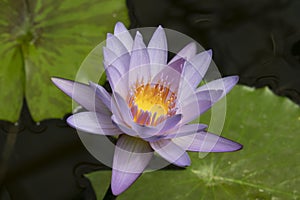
xmin=111 ymin=183 xmax=124 ymax=196
xmin=111 ymin=172 xmax=140 ymax=196
xmin=231 ymin=75 xmax=240 ymax=83
xmin=66 ymin=115 xmax=78 ymax=131
xmin=218 ymin=141 xmax=243 ymax=152
xmin=51 ymin=77 xmax=61 ymax=88
xmin=230 ymin=142 xmax=243 ymax=152
xmin=198 ymin=49 xmax=212 ymax=58
xmin=111 ymin=172 xmax=132 ymax=196
xmin=116 ymin=21 xmax=124 ymax=25
xmin=50 ymin=76 xmax=59 ymax=83
xmin=135 ymin=31 xmax=142 ymax=37
xmin=107 ymin=33 xmax=113 ymax=39
xmin=151 ymin=25 xmax=166 ymax=41
xmin=133 ymin=31 xmax=146 ymax=49
xmin=186 ymin=42 xmax=197 ymax=49
xmin=51 ymin=77 xmax=66 ymax=85
xmin=222 ymin=75 xmax=239 ymax=89
xmin=50 ymin=77 xmax=73 ymax=92
xmin=206 ymin=49 xmax=213 ymax=58
xmin=211 ymin=136 xmax=243 ymax=152
xmin=155 ymin=25 xmax=165 ymax=33
xmin=115 ymin=21 xmax=126 ymax=29
xmin=206 ymin=135 xmax=243 ymax=152
xmin=175 ymin=153 xmax=191 ymax=167
xmin=114 ymin=22 xmax=129 ymax=34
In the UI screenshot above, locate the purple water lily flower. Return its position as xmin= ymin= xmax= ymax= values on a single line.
xmin=52 ymin=22 xmax=242 ymax=195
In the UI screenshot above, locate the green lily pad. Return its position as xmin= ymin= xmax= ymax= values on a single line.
xmin=86 ymin=85 xmax=300 ymax=200
xmin=0 ymin=0 xmax=128 ymax=122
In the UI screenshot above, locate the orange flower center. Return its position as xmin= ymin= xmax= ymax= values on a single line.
xmin=128 ymin=81 xmax=177 ymax=126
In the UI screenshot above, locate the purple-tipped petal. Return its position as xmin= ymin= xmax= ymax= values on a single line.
xmin=181 ymin=49 xmax=212 ymax=89
xmin=196 ymin=76 xmax=239 ymax=99
xmin=106 ymin=65 xmax=122 ymax=90
xmin=51 ymin=78 xmax=110 ymax=115
xmin=111 ymin=92 xmax=133 ymax=127
xmin=103 ymin=47 xmax=130 ymax=74
xmin=89 ymin=82 xmax=111 ymax=110
xmin=103 ymin=47 xmax=118 ymax=68
xmin=162 ymin=123 xmax=208 ymax=139
xmin=180 ymin=99 xmax=212 ymax=125
xmin=169 ymin=42 xmax=197 ymax=64
xmin=112 ymin=134 xmax=153 ymax=195
xmin=168 ymin=57 xmax=186 ymax=73
xmin=132 ymin=122 xmax=159 ymax=140
xmin=157 ymin=114 xmax=182 ymax=134
xmin=106 ymin=33 xmax=129 ymax=58
xmin=173 ymin=131 xmax=243 ymax=152
xmin=148 ymin=25 xmax=168 ymax=65
xmin=111 ymin=115 xmax=138 ymax=137
xmin=150 ymin=139 xmax=191 ymax=167
xmin=130 ymin=114 xmax=182 ymax=141
xmin=114 ymin=22 xmax=133 ymax=52
xmin=152 ymin=65 xmax=182 ymax=93
xmin=181 ymin=89 xmax=223 ymax=105
xmin=67 ymin=112 xmax=121 ymax=135
xmin=196 ymin=89 xmax=223 ymax=102
xmin=130 ymin=32 xmax=150 ymax=70
xmin=179 ymin=89 xmax=223 ymax=125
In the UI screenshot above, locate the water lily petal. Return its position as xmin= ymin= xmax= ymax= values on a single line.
xmin=150 ymin=139 xmax=191 ymax=167
xmin=112 ymin=134 xmax=153 ymax=195
xmin=130 ymin=114 xmax=181 ymax=141
xmin=114 ymin=22 xmax=133 ymax=52
xmin=169 ymin=42 xmax=197 ymax=64
xmin=195 ymin=89 xmax=223 ymax=102
xmin=181 ymin=89 xmax=223 ymax=107
xmin=181 ymin=49 xmax=212 ymax=89
xmin=106 ymin=65 xmax=122 ymax=90
xmin=151 ymin=64 xmax=182 ymax=94
xmin=168 ymin=57 xmax=186 ymax=73
xmin=111 ymin=115 xmax=138 ymax=137
xmin=196 ymin=76 xmax=239 ymax=99
xmin=162 ymin=123 xmax=208 ymax=139
xmin=111 ymin=92 xmax=133 ymax=127
xmin=130 ymin=31 xmax=150 ymax=69
xmin=132 ymin=122 xmax=159 ymax=140
xmin=173 ymin=131 xmax=243 ymax=152
xmin=181 ymin=91 xmax=221 ymax=123
xmin=89 ymin=81 xmax=111 ymax=110
xmin=51 ymin=78 xmax=110 ymax=115
xmin=157 ymin=114 xmax=182 ymax=134
xmin=67 ymin=112 xmax=120 ymax=135
xmin=180 ymin=99 xmax=212 ymax=125
xmin=103 ymin=47 xmax=130 ymax=74
xmin=148 ymin=26 xmax=168 ymax=77
xmin=127 ymin=32 xmax=151 ymax=86
xmin=106 ymin=33 xmax=129 ymax=58
xmin=178 ymin=89 xmax=223 ymax=125
xmin=103 ymin=47 xmax=117 ymax=68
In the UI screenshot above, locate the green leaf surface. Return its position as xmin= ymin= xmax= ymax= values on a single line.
xmin=86 ymin=85 xmax=300 ymax=200
xmin=0 ymin=0 xmax=128 ymax=122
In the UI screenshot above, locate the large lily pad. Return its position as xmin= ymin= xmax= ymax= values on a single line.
xmin=0 ymin=0 xmax=128 ymax=122
xmin=86 ymin=85 xmax=300 ymax=200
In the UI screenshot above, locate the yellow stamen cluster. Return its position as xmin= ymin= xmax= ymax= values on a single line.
xmin=128 ymin=81 xmax=177 ymax=126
